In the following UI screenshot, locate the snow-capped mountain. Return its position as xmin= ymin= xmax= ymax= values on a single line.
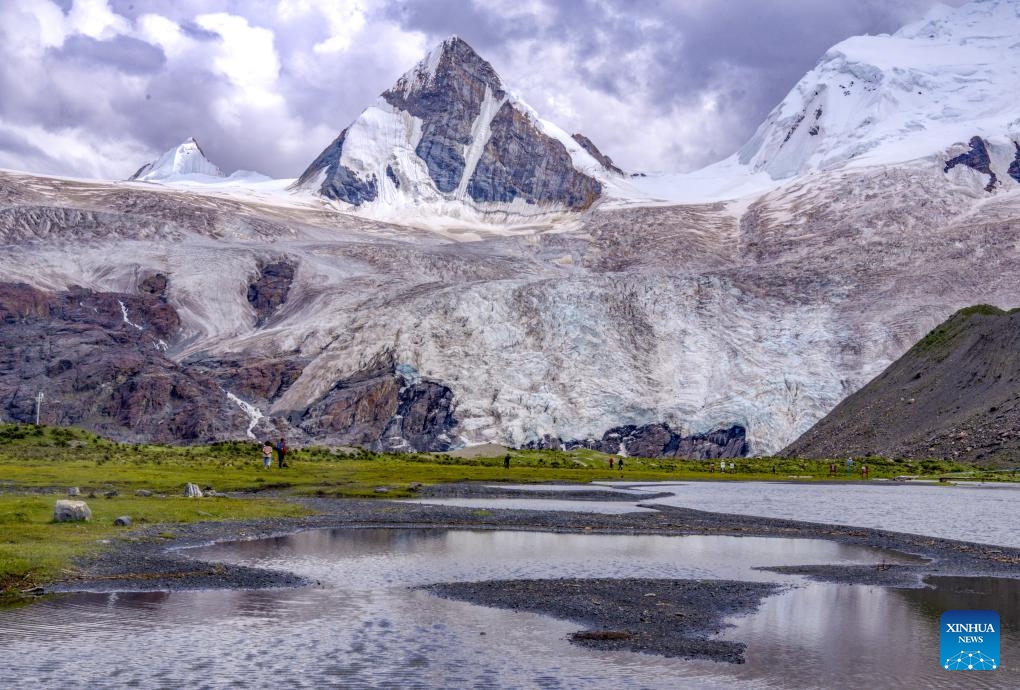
xmin=738 ymin=0 xmax=1020 ymax=182
xmin=2 ymin=2 xmax=1020 ymax=458
xmin=129 ymin=137 xmax=225 ymax=182
xmin=294 ymin=37 xmax=617 ymax=219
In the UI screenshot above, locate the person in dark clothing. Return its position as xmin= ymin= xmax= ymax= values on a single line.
xmin=276 ymin=437 xmax=287 ymax=468
xmin=503 ymin=454 xmax=511 ymax=469
xmin=617 ymin=457 xmax=624 ymax=471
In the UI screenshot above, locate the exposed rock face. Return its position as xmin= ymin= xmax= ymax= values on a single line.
xmin=299 ymin=359 xmax=401 ymax=444
xmin=382 ymin=36 xmax=505 ymax=194
xmin=467 ymin=103 xmax=602 ymax=210
xmin=185 ymin=355 xmax=305 ymax=405
xmin=944 ymin=136 xmax=998 ymax=192
xmin=0 ymin=282 xmax=246 ymax=443
xmin=139 ymin=273 xmax=168 ymax=297
xmin=783 ymin=306 xmax=1020 ymax=467
xmin=1009 ymin=141 xmax=1020 ymax=184
xmin=379 ymin=380 xmax=458 ymax=452
xmin=572 ymin=133 xmax=624 ymax=175
xmin=54 ymin=500 xmax=91 ymax=522
xmin=294 ymin=128 xmax=379 ymax=205
xmin=246 ymin=260 xmax=295 ymax=326
xmin=295 ymin=37 xmax=605 ymax=212
xmin=297 ymin=359 xmax=457 ymax=451
xmin=527 ymin=424 xmax=748 ymax=459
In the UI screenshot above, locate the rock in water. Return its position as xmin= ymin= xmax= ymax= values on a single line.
xmin=67 ymin=487 xmax=80 ymax=496
xmin=184 ymin=483 xmax=203 ymax=498
xmin=54 ymin=500 xmax=92 ymax=522
xmin=134 ymin=489 xmax=153 ymax=497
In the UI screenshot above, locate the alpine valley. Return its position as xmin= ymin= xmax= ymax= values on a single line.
xmin=2 ymin=0 xmax=1020 ymax=460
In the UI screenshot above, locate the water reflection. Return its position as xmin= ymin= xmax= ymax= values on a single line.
xmin=0 ymin=529 xmax=1015 ymax=689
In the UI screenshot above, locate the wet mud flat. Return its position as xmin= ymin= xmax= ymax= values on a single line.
xmin=424 ymin=578 xmax=782 ymax=663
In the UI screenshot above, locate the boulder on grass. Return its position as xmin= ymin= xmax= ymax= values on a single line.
xmin=54 ymin=500 xmax=92 ymax=522
xmin=114 ymin=515 xmax=132 ymax=527
xmin=134 ymin=489 xmax=152 ymax=497
xmin=184 ymin=483 xmax=203 ymax=498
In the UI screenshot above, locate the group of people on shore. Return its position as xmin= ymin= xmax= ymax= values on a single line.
xmin=261 ymin=438 xmax=288 ymax=469
xmin=828 ymin=460 xmax=869 ymax=478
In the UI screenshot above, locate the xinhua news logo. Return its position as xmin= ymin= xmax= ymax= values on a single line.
xmin=941 ymin=610 xmax=999 ymax=671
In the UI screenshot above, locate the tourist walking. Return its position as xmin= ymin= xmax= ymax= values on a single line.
xmin=609 ymin=457 xmax=614 ymax=469
xmin=276 ymin=437 xmax=288 ymax=468
xmin=617 ymin=457 xmax=624 ymax=471
xmin=261 ymin=441 xmax=272 ymax=470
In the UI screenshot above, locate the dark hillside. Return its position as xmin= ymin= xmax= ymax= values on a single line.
xmin=783 ymin=306 xmax=1020 ymax=467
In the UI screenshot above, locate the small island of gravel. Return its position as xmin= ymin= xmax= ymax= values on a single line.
xmin=423 ymin=578 xmax=783 ymax=663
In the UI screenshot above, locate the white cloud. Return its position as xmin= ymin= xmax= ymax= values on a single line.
xmin=0 ymin=117 xmax=152 ymax=179
xmin=66 ymin=0 xmax=131 ymax=40
xmin=276 ymin=0 xmax=370 ymax=54
xmin=195 ymin=13 xmax=282 ymax=110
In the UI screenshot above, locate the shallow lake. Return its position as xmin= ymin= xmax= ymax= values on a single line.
xmin=0 ymin=528 xmax=1016 ymax=689
xmin=410 ymin=480 xmax=1020 ymax=548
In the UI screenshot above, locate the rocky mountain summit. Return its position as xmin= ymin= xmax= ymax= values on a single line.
xmin=294 ymin=37 xmax=609 ymax=214
xmin=783 ymin=306 xmax=1020 ymax=467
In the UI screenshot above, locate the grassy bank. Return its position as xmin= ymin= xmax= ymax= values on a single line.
xmin=0 ymin=423 xmax=1003 ymax=600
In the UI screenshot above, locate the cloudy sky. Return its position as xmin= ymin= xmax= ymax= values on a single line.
xmin=0 ymin=0 xmax=966 ymax=180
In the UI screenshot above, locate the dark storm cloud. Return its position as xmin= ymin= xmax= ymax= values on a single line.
xmin=0 ymin=0 xmax=968 ymax=179
xmin=50 ymin=34 xmax=166 ymax=75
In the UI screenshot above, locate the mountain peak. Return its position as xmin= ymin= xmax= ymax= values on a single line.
xmin=129 ymin=138 xmax=224 ymax=182
xmin=384 ymin=36 xmax=504 ymax=107
xmin=295 ymin=37 xmax=611 ymax=216
xmin=737 ymin=0 xmax=1020 ymax=180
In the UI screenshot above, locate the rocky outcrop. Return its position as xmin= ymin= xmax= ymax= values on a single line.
xmin=298 ymin=359 xmax=458 ymax=451
xmin=944 ymin=136 xmax=998 ymax=192
xmin=184 ymin=355 xmax=305 ymax=404
xmin=184 ymin=483 xmax=203 ymax=498
xmin=0 ymin=282 xmax=246 ymax=443
xmin=246 ymin=260 xmax=295 ymax=326
xmin=527 ymin=424 xmax=748 ymax=459
xmin=379 ymin=380 xmax=457 ymax=452
xmin=572 ymin=133 xmax=624 ymax=175
xmin=1009 ymin=141 xmax=1020 ymax=184
xmin=783 ymin=306 xmax=1020 ymax=467
xmin=300 ymin=359 xmax=401 ymax=445
xmin=138 ymin=273 xmax=168 ymax=297
xmin=467 ymin=103 xmax=602 ymax=210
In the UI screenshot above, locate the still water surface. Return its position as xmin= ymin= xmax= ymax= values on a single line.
xmin=0 ymin=528 xmax=1016 ymax=689
xmin=412 ymin=481 xmax=1020 ymax=547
